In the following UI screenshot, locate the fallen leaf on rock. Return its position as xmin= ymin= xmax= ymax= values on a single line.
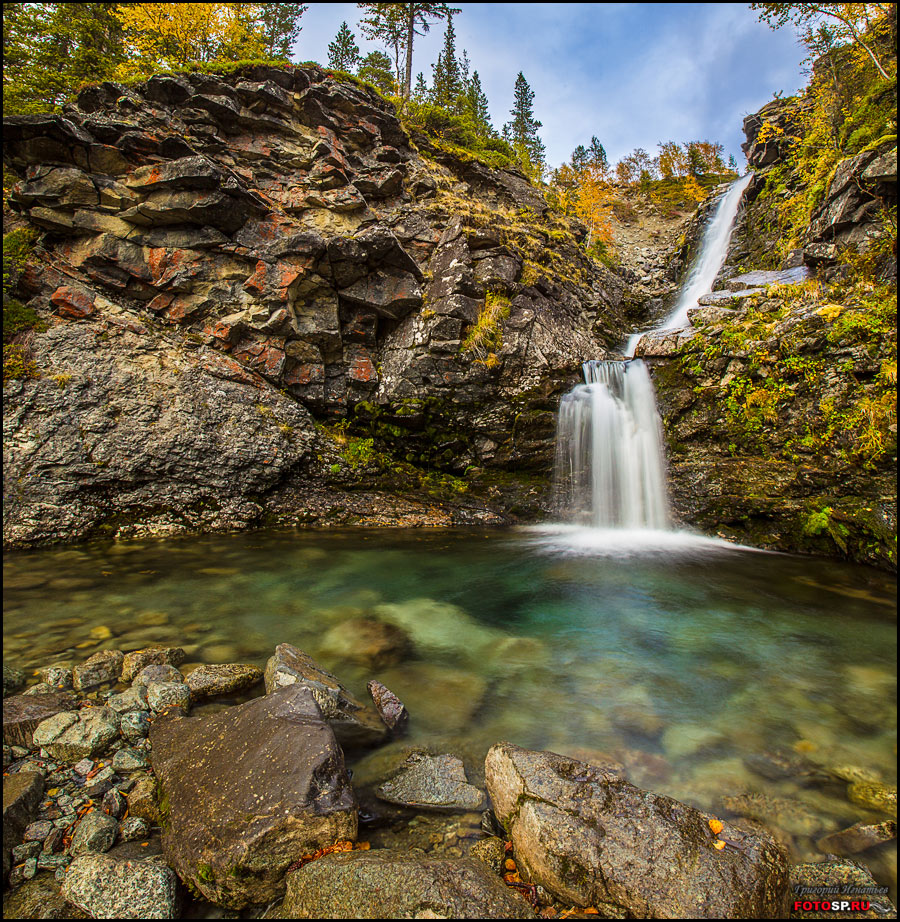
xmin=714 ymin=840 xmax=726 ymax=850
xmin=709 ymin=818 xmax=724 ymax=835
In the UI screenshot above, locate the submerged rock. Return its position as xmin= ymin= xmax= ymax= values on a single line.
xmin=377 ymin=751 xmax=486 ymax=812
xmin=790 ymin=858 xmax=897 ymax=919
xmin=264 ymin=643 xmax=386 ymax=748
xmin=485 ymin=742 xmax=790 ymax=918
xmin=150 ymin=684 xmax=357 ymax=908
xmin=279 ymin=849 xmax=536 ymax=919
xmin=816 ymin=820 xmax=896 ymax=855
xmin=4 ymin=663 xmax=26 ymax=697
xmin=320 ymin=618 xmax=412 ymax=667
xmin=847 ymin=781 xmax=897 ymax=817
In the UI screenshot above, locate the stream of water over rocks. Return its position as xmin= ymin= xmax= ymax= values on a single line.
xmin=4 ymin=527 xmax=897 ymax=900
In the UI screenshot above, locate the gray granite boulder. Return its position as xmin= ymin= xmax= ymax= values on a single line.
xmin=3 ymin=689 xmax=78 ymax=748
xmin=377 ymin=751 xmax=486 ymax=812
xmin=33 ymin=707 xmax=120 ymax=761
xmin=121 ymin=647 xmax=185 ymax=683
xmin=73 ymin=650 xmax=124 ymax=690
xmin=70 ymin=810 xmax=119 ymax=856
xmin=62 ymin=854 xmax=179 ymax=919
xmin=485 ymin=742 xmax=790 ymax=918
xmin=183 ymin=663 xmax=263 ymax=701
xmin=3 ymin=772 xmax=44 ymax=880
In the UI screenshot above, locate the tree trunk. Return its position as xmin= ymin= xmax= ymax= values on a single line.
xmin=404 ymin=7 xmax=415 ymax=97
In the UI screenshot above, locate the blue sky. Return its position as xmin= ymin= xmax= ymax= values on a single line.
xmin=293 ymin=3 xmax=809 ymax=168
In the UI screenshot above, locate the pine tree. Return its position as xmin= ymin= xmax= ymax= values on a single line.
xmin=358 ymin=50 xmax=396 ymax=95
xmin=570 ymin=145 xmax=588 ymax=170
xmin=465 ymin=70 xmax=492 ymax=134
xmin=357 ymin=2 xmax=458 ymax=97
xmin=3 ymin=2 xmax=126 ymax=114
xmin=327 ymin=21 xmax=360 ymax=72
xmin=503 ymin=72 xmax=545 ymax=173
xmin=413 ymin=71 xmax=429 ymax=100
xmin=255 ymin=3 xmax=307 ymax=60
xmin=588 ymin=136 xmax=608 ymax=171
xmin=728 ymin=153 xmax=739 ymax=172
xmin=430 ymin=14 xmax=461 ymax=108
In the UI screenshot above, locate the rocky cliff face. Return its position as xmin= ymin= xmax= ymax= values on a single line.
xmin=3 ymin=64 xmax=627 ymax=547
xmin=639 ymin=101 xmax=897 ymax=569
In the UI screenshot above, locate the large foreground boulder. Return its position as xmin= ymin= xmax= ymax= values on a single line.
xmin=485 ymin=742 xmax=790 ymax=919
xmin=279 ymin=849 xmax=536 ymax=919
xmin=150 ymin=684 xmax=357 ymax=908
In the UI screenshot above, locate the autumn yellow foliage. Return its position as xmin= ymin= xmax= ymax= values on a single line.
xmin=114 ymin=2 xmax=266 ymax=72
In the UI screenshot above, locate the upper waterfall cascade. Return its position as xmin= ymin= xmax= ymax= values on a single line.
xmin=625 ymin=173 xmax=753 ymax=357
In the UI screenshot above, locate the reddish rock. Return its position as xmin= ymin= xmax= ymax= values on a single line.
xmin=347 ymin=348 xmax=378 ymax=388
xmin=232 ymin=336 xmax=286 ymax=379
xmin=283 ymin=363 xmax=325 ymax=386
xmin=50 ymin=286 xmax=96 ymax=319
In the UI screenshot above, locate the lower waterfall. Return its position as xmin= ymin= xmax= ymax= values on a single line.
xmin=553 ymin=359 xmax=669 ymax=529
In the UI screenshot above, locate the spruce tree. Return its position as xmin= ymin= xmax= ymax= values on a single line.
xmin=503 ymin=72 xmax=545 ymax=172
xmin=430 ymin=14 xmax=461 ymax=108
xmin=588 ymin=136 xmax=608 ymax=171
xmin=413 ymin=71 xmax=429 ymax=100
xmin=465 ymin=70 xmax=492 ymax=135
xmin=327 ymin=21 xmax=361 ymax=72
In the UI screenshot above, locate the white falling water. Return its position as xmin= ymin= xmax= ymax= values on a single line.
xmin=553 ymin=359 xmax=669 ymax=529
xmin=625 ymin=173 xmax=752 ymax=356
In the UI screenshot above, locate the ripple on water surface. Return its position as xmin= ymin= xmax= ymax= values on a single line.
xmin=3 ymin=527 xmax=897 ymax=896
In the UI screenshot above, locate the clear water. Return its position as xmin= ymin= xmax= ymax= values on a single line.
xmin=3 ymin=527 xmax=896 ymax=893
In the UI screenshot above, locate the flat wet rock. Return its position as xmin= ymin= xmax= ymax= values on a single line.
xmin=150 ymin=684 xmax=357 ymax=908
xmin=3 ymin=772 xmax=45 ymax=880
xmin=485 ymin=742 xmax=790 ymax=919
xmin=183 ymin=662 xmax=263 ymax=701
xmin=377 ymin=751 xmax=486 ymax=812
xmin=279 ymin=849 xmax=537 ymax=919
xmin=816 ymin=820 xmax=896 ymax=855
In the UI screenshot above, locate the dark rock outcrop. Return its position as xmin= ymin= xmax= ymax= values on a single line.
xmin=149 ymin=683 xmax=357 ymax=908
xmin=3 ymin=64 xmax=623 ymax=548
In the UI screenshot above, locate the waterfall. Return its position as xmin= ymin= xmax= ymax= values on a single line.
xmin=553 ymin=359 xmax=669 ymax=529
xmin=552 ymin=176 xmax=751 ymax=533
xmin=625 ymin=173 xmax=752 ymax=356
